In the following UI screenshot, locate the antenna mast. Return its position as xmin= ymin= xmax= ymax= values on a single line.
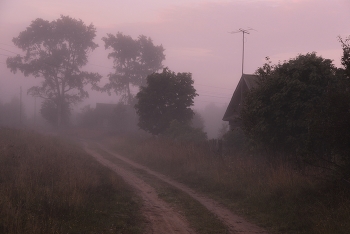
xmin=229 ymin=28 xmax=255 ymax=75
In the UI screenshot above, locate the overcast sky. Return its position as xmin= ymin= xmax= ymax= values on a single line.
xmin=1 ymin=0 xmax=350 ymax=115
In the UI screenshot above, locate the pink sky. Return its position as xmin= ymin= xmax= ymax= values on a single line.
xmin=1 ymin=0 xmax=350 ymax=113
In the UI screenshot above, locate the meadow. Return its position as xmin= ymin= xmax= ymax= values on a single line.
xmin=103 ymin=134 xmax=350 ymax=234
xmin=2 ymin=126 xmax=349 ymax=233
xmin=0 ymin=128 xmax=144 ymax=234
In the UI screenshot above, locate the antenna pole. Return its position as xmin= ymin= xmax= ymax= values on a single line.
xmin=242 ymin=31 xmax=245 ymax=75
xmin=229 ymin=28 xmax=255 ymax=75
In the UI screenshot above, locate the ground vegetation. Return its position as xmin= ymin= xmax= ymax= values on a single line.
xmin=0 ymin=128 xmax=144 ymax=233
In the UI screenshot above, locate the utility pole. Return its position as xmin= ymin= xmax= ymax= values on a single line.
xmin=34 ymin=97 xmax=37 ymax=127
xmin=229 ymin=28 xmax=255 ymax=75
xmin=20 ymin=86 xmax=22 ymax=127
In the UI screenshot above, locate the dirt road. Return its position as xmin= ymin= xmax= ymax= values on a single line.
xmin=84 ymin=143 xmax=268 ymax=234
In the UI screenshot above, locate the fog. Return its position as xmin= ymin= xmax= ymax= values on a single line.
xmin=1 ymin=0 xmax=349 ymax=137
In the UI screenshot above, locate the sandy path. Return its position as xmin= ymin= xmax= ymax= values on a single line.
xmin=84 ymin=146 xmax=195 ymax=234
xmin=96 ymin=143 xmax=268 ymax=234
xmin=87 ymin=144 xmax=267 ymax=234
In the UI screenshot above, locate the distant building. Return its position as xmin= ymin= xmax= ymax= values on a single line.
xmin=222 ymin=74 xmax=259 ymax=130
xmin=95 ymin=102 xmax=138 ymax=133
xmin=95 ymin=103 xmax=119 ymax=128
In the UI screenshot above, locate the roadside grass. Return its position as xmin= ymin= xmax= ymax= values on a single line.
xmin=0 ymin=128 xmax=144 ymax=234
xmin=102 ymin=135 xmax=350 ymax=234
xmin=89 ymin=144 xmax=229 ymax=234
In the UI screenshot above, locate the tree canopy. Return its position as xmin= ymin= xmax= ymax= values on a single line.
xmin=339 ymin=35 xmax=350 ymax=78
xmin=6 ymin=15 xmax=101 ymax=126
xmin=102 ymin=32 xmax=165 ymax=104
xmin=135 ymin=68 xmax=197 ymax=135
xmin=239 ymin=38 xmax=350 ymax=180
xmin=241 ymin=53 xmax=339 ymax=155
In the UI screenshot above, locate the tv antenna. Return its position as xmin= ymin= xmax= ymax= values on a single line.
xmin=229 ymin=28 xmax=255 ymax=75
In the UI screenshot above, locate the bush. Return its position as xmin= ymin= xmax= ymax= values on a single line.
xmin=222 ymin=128 xmax=246 ymax=154
xmin=164 ymin=120 xmax=207 ymax=143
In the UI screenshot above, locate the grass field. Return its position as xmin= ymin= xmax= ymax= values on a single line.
xmin=102 ymin=134 xmax=350 ymax=234
xmin=0 ymin=128 xmax=144 ymax=234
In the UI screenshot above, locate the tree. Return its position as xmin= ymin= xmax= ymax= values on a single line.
xmin=217 ymin=122 xmax=229 ymax=139
xmin=241 ymin=53 xmax=338 ymax=156
xmin=102 ymin=32 xmax=165 ymax=104
xmin=6 ymin=16 xmax=102 ymax=126
xmin=40 ymin=99 xmax=70 ymax=126
xmin=339 ymin=35 xmax=350 ymax=78
xmin=191 ymin=110 xmax=205 ymax=130
xmin=135 ymin=68 xmax=198 ymax=135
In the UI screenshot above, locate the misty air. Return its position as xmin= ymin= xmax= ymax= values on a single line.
xmin=1 ymin=0 xmax=350 ymax=233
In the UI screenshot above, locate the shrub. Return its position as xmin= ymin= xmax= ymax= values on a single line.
xmin=164 ymin=120 xmax=207 ymax=143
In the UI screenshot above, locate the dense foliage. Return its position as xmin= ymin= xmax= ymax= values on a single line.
xmin=6 ymin=16 xmax=101 ymax=126
xmin=339 ymin=35 xmax=350 ymax=78
xmin=242 ymin=53 xmax=338 ymax=154
xmin=241 ymin=50 xmax=350 ymax=180
xmin=102 ymin=33 xmax=165 ymax=104
xmin=135 ymin=68 xmax=197 ymax=135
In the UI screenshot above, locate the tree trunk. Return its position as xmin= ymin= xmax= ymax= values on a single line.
xmin=57 ymin=98 xmax=62 ymax=127
xmin=127 ymin=83 xmax=132 ymax=105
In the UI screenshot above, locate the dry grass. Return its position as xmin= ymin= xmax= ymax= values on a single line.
xmin=0 ymin=128 xmax=144 ymax=234
xmin=103 ymin=135 xmax=350 ymax=234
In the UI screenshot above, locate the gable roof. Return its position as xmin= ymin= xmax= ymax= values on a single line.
xmin=222 ymin=74 xmax=259 ymax=121
xmin=243 ymin=74 xmax=259 ymax=90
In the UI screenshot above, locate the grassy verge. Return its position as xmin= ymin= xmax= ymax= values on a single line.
xmin=102 ymin=135 xmax=350 ymax=234
xmin=0 ymin=128 xmax=144 ymax=234
xmin=90 ymin=144 xmax=229 ymax=234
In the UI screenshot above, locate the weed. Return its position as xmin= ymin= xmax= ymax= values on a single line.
xmin=0 ymin=128 xmax=144 ymax=234
xmin=103 ymin=135 xmax=350 ymax=234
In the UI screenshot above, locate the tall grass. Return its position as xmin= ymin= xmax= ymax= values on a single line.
xmin=0 ymin=128 xmax=144 ymax=234
xmin=103 ymin=135 xmax=350 ymax=234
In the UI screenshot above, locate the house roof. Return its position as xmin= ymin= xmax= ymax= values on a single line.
xmin=222 ymin=74 xmax=259 ymax=121
xmin=95 ymin=103 xmax=119 ymax=117
xmin=243 ymin=74 xmax=259 ymax=90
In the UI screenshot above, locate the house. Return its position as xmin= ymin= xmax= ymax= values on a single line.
xmin=222 ymin=74 xmax=259 ymax=130
xmin=95 ymin=102 xmax=138 ymax=132
xmin=95 ymin=103 xmax=119 ymax=128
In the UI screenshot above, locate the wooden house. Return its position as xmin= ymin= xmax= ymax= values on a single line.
xmin=222 ymin=74 xmax=259 ymax=130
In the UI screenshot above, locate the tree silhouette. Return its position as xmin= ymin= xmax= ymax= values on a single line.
xmin=6 ymin=16 xmax=101 ymax=126
xmin=135 ymin=68 xmax=197 ymax=135
xmin=102 ymin=32 xmax=165 ymax=104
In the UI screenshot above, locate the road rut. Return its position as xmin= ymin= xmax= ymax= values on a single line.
xmin=84 ymin=142 xmax=268 ymax=234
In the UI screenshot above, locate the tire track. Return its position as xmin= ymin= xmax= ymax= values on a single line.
xmin=95 ymin=143 xmax=268 ymax=234
xmin=84 ymin=145 xmax=195 ymax=234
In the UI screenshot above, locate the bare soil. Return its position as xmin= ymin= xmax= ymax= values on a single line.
xmin=84 ymin=142 xmax=268 ymax=234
